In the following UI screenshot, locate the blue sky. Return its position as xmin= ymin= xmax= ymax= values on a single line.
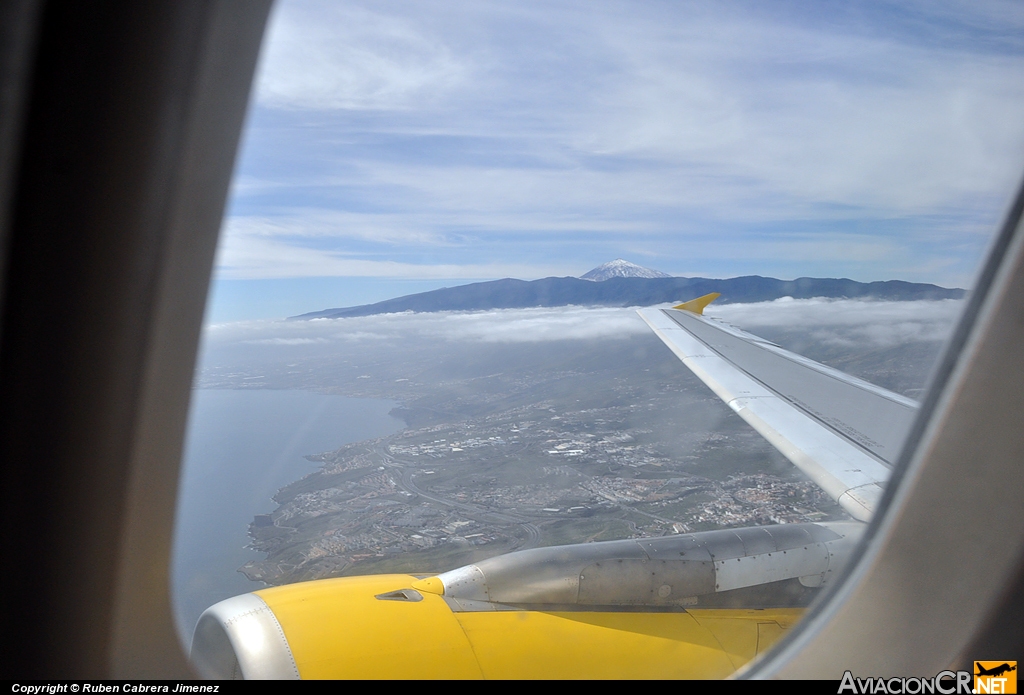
xmin=208 ymin=0 xmax=1024 ymax=321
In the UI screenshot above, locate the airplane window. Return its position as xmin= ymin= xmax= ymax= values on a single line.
xmin=174 ymin=0 xmax=1024 ymax=679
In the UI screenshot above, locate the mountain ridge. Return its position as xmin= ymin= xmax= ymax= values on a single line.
xmin=291 ymin=274 xmax=965 ymax=320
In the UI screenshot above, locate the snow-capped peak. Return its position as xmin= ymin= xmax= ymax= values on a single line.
xmin=580 ymin=259 xmax=672 ymax=281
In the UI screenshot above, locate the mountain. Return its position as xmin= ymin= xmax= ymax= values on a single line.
xmin=291 ymin=275 xmax=965 ymax=320
xmin=580 ymin=259 xmax=671 ymax=281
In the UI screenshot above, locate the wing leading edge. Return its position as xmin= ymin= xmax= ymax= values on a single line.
xmin=637 ymin=300 xmax=919 ymax=522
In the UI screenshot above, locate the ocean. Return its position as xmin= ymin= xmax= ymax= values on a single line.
xmin=171 ymin=388 xmax=404 ymax=645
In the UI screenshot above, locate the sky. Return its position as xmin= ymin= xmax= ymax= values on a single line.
xmin=208 ymin=0 xmax=1024 ymax=322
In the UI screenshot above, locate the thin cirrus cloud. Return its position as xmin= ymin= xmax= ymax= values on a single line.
xmin=213 ymin=230 xmax=566 ymax=280
xmin=254 ymin=2 xmax=467 ymax=111
xmin=220 ymin=0 xmax=1024 ymax=294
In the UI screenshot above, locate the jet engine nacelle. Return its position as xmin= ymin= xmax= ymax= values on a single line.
xmin=190 ymin=521 xmax=861 ymax=679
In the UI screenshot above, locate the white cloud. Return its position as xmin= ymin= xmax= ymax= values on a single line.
xmin=242 ymin=337 xmax=329 ymax=345
xmin=222 ymin=213 xmax=450 ymax=246
xmin=207 ymin=305 xmax=651 ymax=345
xmin=205 ymin=299 xmax=963 ymax=351
xmin=255 ymin=1 xmax=465 ymax=110
xmin=251 ymin=1 xmax=1024 ymax=215
xmin=578 ymin=9 xmax=1024 ymax=213
xmin=213 ymin=230 xmax=568 ymax=280
xmin=709 ymin=297 xmax=964 ymax=347
xmin=426 ymin=306 xmax=650 ymax=343
xmin=221 ymin=0 xmax=1024 ymax=287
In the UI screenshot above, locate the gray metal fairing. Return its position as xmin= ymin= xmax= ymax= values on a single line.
xmin=190 ymin=593 xmax=300 ymax=680
xmin=435 ymin=522 xmax=861 ymax=610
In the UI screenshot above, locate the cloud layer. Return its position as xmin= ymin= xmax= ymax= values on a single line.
xmin=710 ymin=297 xmax=964 ymax=347
xmin=203 ymin=298 xmax=963 ymax=351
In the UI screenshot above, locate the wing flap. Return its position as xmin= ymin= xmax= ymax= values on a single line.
xmin=637 ymin=306 xmax=916 ymax=522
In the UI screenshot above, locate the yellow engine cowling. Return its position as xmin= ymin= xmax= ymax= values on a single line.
xmin=191 ymin=573 xmax=801 ymax=679
xmin=191 ymin=522 xmax=861 ymax=678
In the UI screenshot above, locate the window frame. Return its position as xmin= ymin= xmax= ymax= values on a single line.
xmin=1 ymin=0 xmax=1021 ymax=678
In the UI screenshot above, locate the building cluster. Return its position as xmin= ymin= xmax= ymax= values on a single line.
xmin=244 ymin=405 xmax=843 ymax=586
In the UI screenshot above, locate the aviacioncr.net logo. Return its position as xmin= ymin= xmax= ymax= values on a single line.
xmin=838 ymin=670 xmax=973 ymax=694
xmin=974 ymin=662 xmax=1017 ymax=694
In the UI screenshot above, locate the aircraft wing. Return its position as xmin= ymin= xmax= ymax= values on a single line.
xmin=637 ymin=299 xmax=919 ymax=522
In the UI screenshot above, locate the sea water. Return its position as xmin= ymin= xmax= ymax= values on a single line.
xmin=171 ymin=388 xmax=404 ymax=645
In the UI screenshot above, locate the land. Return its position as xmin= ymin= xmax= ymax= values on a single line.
xmin=196 ymin=319 xmax=946 ymax=587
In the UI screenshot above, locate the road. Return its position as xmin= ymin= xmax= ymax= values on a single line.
xmin=376 ymin=443 xmax=543 ymax=549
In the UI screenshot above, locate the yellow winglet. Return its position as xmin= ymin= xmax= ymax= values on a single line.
xmin=673 ymin=292 xmax=720 ymax=315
